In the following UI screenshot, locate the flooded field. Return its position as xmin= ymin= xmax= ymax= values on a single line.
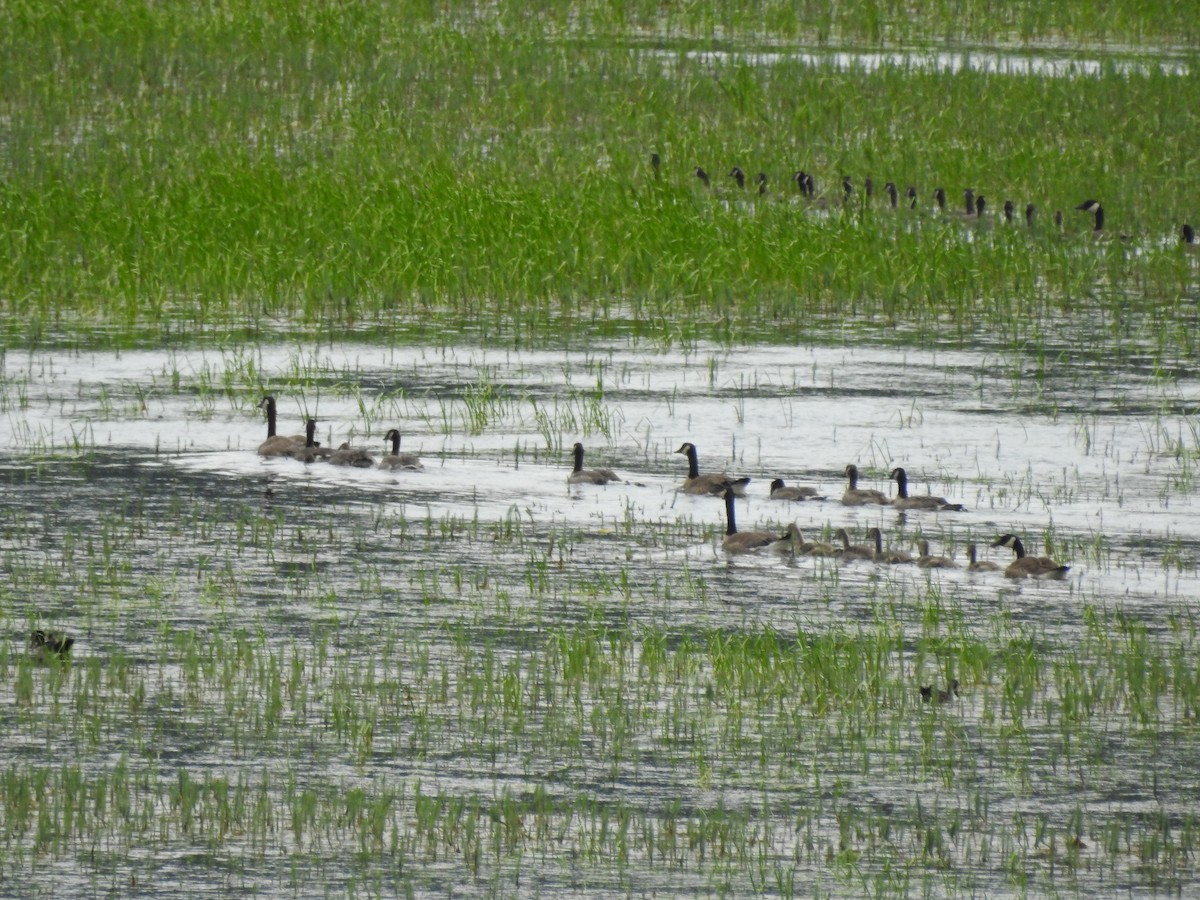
xmin=1 ymin=339 xmax=1198 ymax=895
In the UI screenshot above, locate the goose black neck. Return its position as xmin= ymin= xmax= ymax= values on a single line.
xmin=573 ymin=443 xmax=585 ymax=473
xmin=264 ymin=398 xmax=277 ymax=437
xmin=893 ymin=468 xmax=910 ymax=499
xmin=684 ymin=445 xmax=699 ymax=479
xmin=1011 ymin=537 xmax=1026 ymax=558
xmin=846 ymin=466 xmax=858 ymax=490
xmin=1094 ymin=206 xmax=1104 ymax=232
xmin=390 ymin=431 xmax=401 ymax=455
xmin=724 ymin=490 xmax=738 ymax=536
xmin=305 ymin=419 xmax=318 ymax=447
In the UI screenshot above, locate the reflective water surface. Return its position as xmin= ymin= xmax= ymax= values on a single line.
xmin=1 ymin=340 xmax=1198 ymax=895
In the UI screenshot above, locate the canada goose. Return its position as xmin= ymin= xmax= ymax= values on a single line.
xmin=1025 ymin=203 xmax=1037 ymax=228
xmin=729 ymin=167 xmax=746 ymax=189
xmin=257 ymin=396 xmax=307 ymax=457
xmin=802 ymin=173 xmax=816 ymax=198
xmin=884 ymin=182 xmax=899 ymax=208
xmin=330 ymin=441 xmax=375 ymax=467
xmin=768 ymin=478 xmax=823 ymax=501
xmin=906 ymin=186 xmax=918 ymax=210
xmin=841 ymin=464 xmax=889 ymax=506
xmin=990 ymin=533 xmax=1070 ymax=580
xmin=756 ymin=172 xmax=768 ymax=196
xmin=379 ymin=429 xmax=424 ymax=471
xmin=841 ymin=175 xmax=853 ymax=204
xmin=694 ymin=166 xmax=710 ymax=186
xmin=1183 ymin=224 xmax=1198 ymax=248
xmin=291 ymin=419 xmax=333 ymax=463
xmin=920 ymin=679 xmax=959 ymax=704
xmin=1003 ymin=200 xmax=1015 ymax=223
xmin=974 ymin=195 xmax=987 ymax=218
xmin=834 ymin=528 xmax=875 ymax=561
xmin=933 ymin=187 xmax=947 ymax=213
xmin=791 ymin=170 xmax=807 ymax=193
xmin=567 ymin=442 xmax=619 ymax=485
xmin=1075 ymin=199 xmax=1129 ymax=240
xmin=1054 ymin=209 xmax=1064 ymax=230
xmin=889 ymin=467 xmax=966 ymax=511
xmin=676 ymin=442 xmax=749 ymax=496
xmin=31 ymin=629 xmax=73 ymax=662
xmin=650 ymin=152 xmax=661 ymax=179
xmin=916 ymin=539 xmax=958 ymax=569
xmin=966 ymin=542 xmax=1001 ymax=573
xmin=959 ymin=188 xmax=976 ymax=217
xmin=720 ymin=488 xmax=790 ymax=554
xmin=868 ymin=527 xmax=913 ymax=564
xmin=864 ymin=176 xmax=874 ymax=200
xmin=793 ymin=528 xmax=839 ymax=556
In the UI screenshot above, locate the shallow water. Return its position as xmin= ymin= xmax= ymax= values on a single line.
xmin=1 ymin=340 xmax=1198 ymax=895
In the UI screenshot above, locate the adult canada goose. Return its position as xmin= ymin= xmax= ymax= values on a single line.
xmin=889 ymin=467 xmax=966 ymax=511
xmin=966 ymin=542 xmax=1001 ymax=573
xmin=1182 ymin=224 xmax=1198 ymax=249
xmin=916 ymin=539 xmax=958 ymax=569
xmin=974 ymin=194 xmax=987 ymax=219
xmin=756 ymin=172 xmax=768 ymax=196
xmin=1025 ymin=203 xmax=1037 ymax=228
xmin=990 ymin=534 xmax=1070 ymax=580
xmin=834 ymin=528 xmax=875 ymax=561
xmin=768 ymin=478 xmax=823 ymax=501
xmin=864 ymin=176 xmax=874 ymax=200
xmin=920 ymin=680 xmax=959 ymax=704
xmin=720 ymin=488 xmax=791 ymax=554
xmin=841 ymin=464 xmax=890 ymax=506
xmin=694 ymin=166 xmax=710 ymax=186
xmin=1075 ymin=199 xmax=1129 ymax=240
xmin=791 ymin=170 xmax=807 ymax=193
xmin=841 ymin=175 xmax=853 ymax=204
xmin=291 ymin=419 xmax=333 ymax=463
xmin=650 ymin=152 xmax=661 ymax=179
xmin=868 ymin=527 xmax=913 ymax=565
xmin=884 ymin=182 xmax=899 ymax=209
xmin=567 ymin=442 xmax=619 ymax=485
xmin=802 ymin=173 xmax=816 ymax=199
xmin=958 ymin=188 xmax=976 ymax=217
xmin=31 ymin=629 xmax=73 ymax=662
xmin=1003 ymin=200 xmax=1015 ymax=223
xmin=330 ymin=441 xmax=375 ymax=467
xmin=906 ymin=186 xmax=918 ymax=210
xmin=729 ymin=166 xmax=746 ymax=189
xmin=257 ymin=396 xmax=307 ymax=457
xmin=933 ymin=187 xmax=947 ymax=213
xmin=675 ymin=442 xmax=749 ymax=496
xmin=379 ymin=429 xmax=424 ymax=471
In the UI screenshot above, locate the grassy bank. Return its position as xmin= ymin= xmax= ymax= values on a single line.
xmin=1 ymin=2 xmax=1198 ymax=352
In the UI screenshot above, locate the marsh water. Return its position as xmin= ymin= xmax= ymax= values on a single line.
xmin=1 ymin=338 xmax=1198 ymax=895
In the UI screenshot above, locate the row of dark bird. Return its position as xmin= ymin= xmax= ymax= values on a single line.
xmin=666 ymin=157 xmax=1199 ymax=245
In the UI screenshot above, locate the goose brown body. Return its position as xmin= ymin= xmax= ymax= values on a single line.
xmin=676 ymin=443 xmax=749 ymax=496
xmin=841 ymin=464 xmax=890 ymax=506
xmin=379 ymin=429 xmax=424 ymax=470
xmin=568 ymin=442 xmax=620 ymax=485
xmin=768 ymin=478 xmax=823 ymax=501
xmin=991 ymin=534 xmax=1070 ymax=579
xmin=916 ymin=539 xmax=958 ymax=569
xmin=966 ymin=543 xmax=1001 ymax=573
xmin=890 ymin=467 xmax=965 ymax=511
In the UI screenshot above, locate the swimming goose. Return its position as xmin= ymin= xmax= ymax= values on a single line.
xmin=31 ymin=629 xmax=73 ymax=662
xmin=729 ymin=167 xmax=746 ymax=189
xmin=841 ymin=464 xmax=889 ymax=506
xmin=291 ymin=419 xmax=333 ymax=463
xmin=920 ymin=679 xmax=959 ymax=704
xmin=720 ymin=488 xmax=791 ymax=554
xmin=768 ymin=478 xmax=823 ymax=501
xmin=792 ymin=527 xmax=839 ymax=556
xmin=916 ymin=539 xmax=958 ymax=569
xmin=379 ymin=429 xmax=424 ymax=471
xmin=567 ymin=442 xmax=619 ymax=485
xmin=990 ymin=533 xmax=1070 ymax=579
xmin=257 ymin=396 xmax=307 ymax=457
xmin=676 ymin=442 xmax=749 ymax=496
xmin=868 ymin=527 xmax=913 ymax=564
xmin=966 ymin=542 xmax=1001 ymax=573
xmin=834 ymin=528 xmax=875 ymax=561
xmin=1075 ymin=200 xmax=1129 ymax=240
xmin=330 ymin=441 xmax=375 ymax=467
xmin=889 ymin=467 xmax=966 ymax=511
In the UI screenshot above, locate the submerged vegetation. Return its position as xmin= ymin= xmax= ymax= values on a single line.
xmin=0 ymin=1 xmax=1198 ymax=353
